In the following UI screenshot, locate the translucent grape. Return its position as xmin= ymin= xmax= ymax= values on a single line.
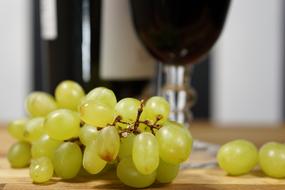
xmin=115 ymin=98 xmax=140 ymax=125
xmin=117 ymin=157 xmax=156 ymax=188
xmin=85 ymin=87 xmax=117 ymax=108
xmin=25 ymin=92 xmax=57 ymax=117
xmin=119 ymin=134 xmax=135 ymax=159
xmin=53 ymin=142 xmax=82 ymax=179
xmin=83 ymin=141 xmax=107 ymax=174
xmin=31 ymin=134 xmax=62 ymax=159
xmin=217 ymin=139 xmax=258 ymax=175
xmin=55 ymin=80 xmax=85 ymax=110
xmin=8 ymin=119 xmax=27 ymax=140
xmin=259 ymin=142 xmax=285 ymax=178
xmin=79 ymin=100 xmax=114 ymax=127
xmin=156 ymin=124 xmax=192 ymax=164
xmin=79 ymin=125 xmax=98 ymax=146
xmin=24 ymin=117 xmax=45 ymax=142
xmin=7 ymin=141 xmax=31 ymax=168
xmin=141 ymin=96 xmax=170 ymax=124
xmin=45 ymin=109 xmax=80 ymax=140
xmin=96 ymin=126 xmax=120 ymax=161
xmin=133 ymin=132 xmax=159 ymax=175
xmin=156 ymin=159 xmax=179 ymax=183
xmin=29 ymin=157 xmax=54 ymax=183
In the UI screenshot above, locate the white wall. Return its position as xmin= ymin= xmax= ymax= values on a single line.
xmin=212 ymin=0 xmax=283 ymax=124
xmin=0 ymin=0 xmax=32 ymax=122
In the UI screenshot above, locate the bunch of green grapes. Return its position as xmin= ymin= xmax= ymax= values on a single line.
xmin=7 ymin=80 xmax=193 ymax=188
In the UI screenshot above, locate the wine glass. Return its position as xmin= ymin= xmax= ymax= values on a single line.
xmin=129 ymin=0 xmax=231 ymax=165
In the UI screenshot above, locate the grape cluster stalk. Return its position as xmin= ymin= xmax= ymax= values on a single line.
xmin=7 ymin=80 xmax=193 ymax=188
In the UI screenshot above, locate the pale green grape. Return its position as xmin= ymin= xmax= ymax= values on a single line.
xmin=115 ymin=98 xmax=140 ymax=125
xmin=119 ymin=134 xmax=135 ymax=159
xmin=79 ymin=100 xmax=114 ymax=128
xmin=79 ymin=125 xmax=98 ymax=146
xmin=24 ymin=117 xmax=45 ymax=142
xmin=25 ymin=92 xmax=57 ymax=117
xmin=29 ymin=157 xmax=53 ymax=183
xmin=96 ymin=126 xmax=120 ymax=161
xmin=45 ymin=109 xmax=80 ymax=140
xmin=259 ymin=142 xmax=285 ymax=178
xmin=8 ymin=119 xmax=27 ymax=140
xmin=55 ymin=80 xmax=85 ymax=110
xmin=53 ymin=142 xmax=82 ymax=179
xmin=117 ymin=157 xmax=156 ymax=188
xmin=156 ymin=124 xmax=192 ymax=164
xmin=141 ymin=96 xmax=170 ymax=124
xmin=133 ymin=132 xmax=159 ymax=175
xmin=164 ymin=119 xmax=184 ymax=128
xmin=7 ymin=141 xmax=31 ymax=168
xmin=217 ymin=139 xmax=258 ymax=176
xmin=83 ymin=141 xmax=107 ymax=174
xmin=31 ymin=134 xmax=62 ymax=159
xmin=85 ymin=87 xmax=117 ymax=108
xmin=156 ymin=159 xmax=179 ymax=183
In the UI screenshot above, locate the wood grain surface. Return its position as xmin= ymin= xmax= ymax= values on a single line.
xmin=1 ymin=122 xmax=285 ymax=190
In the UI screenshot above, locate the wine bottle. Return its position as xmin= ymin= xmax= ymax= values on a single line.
xmin=33 ymin=0 xmax=155 ymax=99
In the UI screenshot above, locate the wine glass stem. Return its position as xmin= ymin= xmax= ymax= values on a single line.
xmin=159 ymin=63 xmax=195 ymax=125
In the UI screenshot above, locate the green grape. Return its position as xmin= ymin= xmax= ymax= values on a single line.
xmin=55 ymin=80 xmax=85 ymax=110
xmin=115 ymin=98 xmax=140 ymax=124
xmin=8 ymin=119 xmax=27 ymax=140
xmin=133 ymin=132 xmax=159 ymax=175
xmin=156 ymin=124 xmax=192 ymax=164
xmin=156 ymin=159 xmax=180 ymax=183
xmin=141 ymin=96 xmax=170 ymax=124
xmin=83 ymin=141 xmax=107 ymax=174
xmin=79 ymin=100 xmax=114 ymax=128
xmin=24 ymin=117 xmax=45 ymax=142
xmin=96 ymin=126 xmax=120 ymax=161
xmin=79 ymin=125 xmax=98 ymax=146
xmin=164 ymin=119 xmax=184 ymax=128
xmin=25 ymin=92 xmax=57 ymax=117
xmin=117 ymin=157 xmax=156 ymax=188
xmin=53 ymin=142 xmax=82 ymax=179
xmin=85 ymin=87 xmax=117 ymax=108
xmin=259 ymin=142 xmax=285 ymax=178
xmin=29 ymin=157 xmax=54 ymax=183
xmin=31 ymin=134 xmax=62 ymax=159
xmin=119 ymin=134 xmax=135 ymax=159
xmin=7 ymin=141 xmax=31 ymax=168
xmin=45 ymin=109 xmax=80 ymax=140
xmin=217 ymin=139 xmax=258 ymax=176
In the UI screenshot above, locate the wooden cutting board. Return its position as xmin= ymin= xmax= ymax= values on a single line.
xmin=1 ymin=123 xmax=285 ymax=190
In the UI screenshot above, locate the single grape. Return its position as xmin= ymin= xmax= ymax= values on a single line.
xmin=31 ymin=134 xmax=62 ymax=159
xmin=25 ymin=92 xmax=57 ymax=117
xmin=119 ymin=134 xmax=135 ymax=159
xmin=83 ymin=141 xmax=107 ymax=174
xmin=156 ymin=159 xmax=180 ymax=183
xmin=156 ymin=123 xmax=192 ymax=164
xmin=217 ymin=139 xmax=258 ymax=176
xmin=85 ymin=87 xmax=117 ymax=108
xmin=55 ymin=80 xmax=85 ymax=110
xmin=7 ymin=141 xmax=31 ymax=168
xmin=29 ymin=157 xmax=54 ymax=183
xmin=53 ymin=142 xmax=82 ymax=179
xmin=133 ymin=132 xmax=159 ymax=175
xmin=24 ymin=117 xmax=45 ymax=142
xmin=117 ymin=157 xmax=156 ymax=188
xmin=79 ymin=124 xmax=98 ymax=146
xmin=96 ymin=126 xmax=120 ymax=161
xmin=8 ymin=119 xmax=28 ymax=140
xmin=141 ymin=96 xmax=170 ymax=124
xmin=115 ymin=98 xmax=140 ymax=125
xmin=259 ymin=142 xmax=285 ymax=178
xmin=79 ymin=100 xmax=114 ymax=128
xmin=45 ymin=109 xmax=80 ymax=140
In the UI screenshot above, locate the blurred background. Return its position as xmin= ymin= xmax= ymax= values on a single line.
xmin=0 ymin=0 xmax=284 ymax=125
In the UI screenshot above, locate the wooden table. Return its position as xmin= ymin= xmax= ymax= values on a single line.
xmin=1 ymin=122 xmax=285 ymax=190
